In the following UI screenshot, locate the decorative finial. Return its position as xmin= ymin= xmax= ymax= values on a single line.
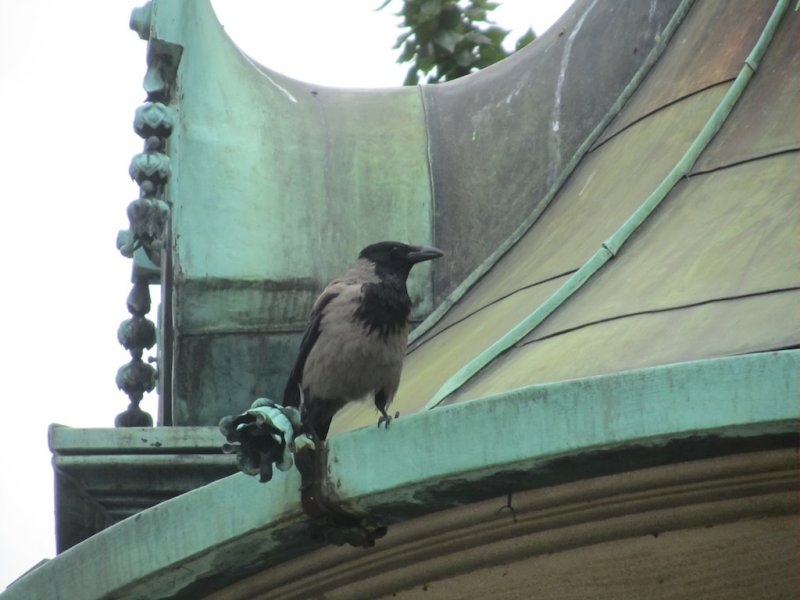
xmin=129 ymin=2 xmax=153 ymax=41
xmin=115 ymin=11 xmax=181 ymax=428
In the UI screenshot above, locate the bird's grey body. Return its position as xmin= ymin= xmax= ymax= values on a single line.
xmin=302 ymin=260 xmax=408 ymax=411
xmin=283 ymin=242 xmax=443 ymax=440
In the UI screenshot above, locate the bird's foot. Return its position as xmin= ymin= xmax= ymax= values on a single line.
xmin=376 ymin=411 xmax=400 ymax=429
xmin=293 ymin=433 xmax=316 ymax=452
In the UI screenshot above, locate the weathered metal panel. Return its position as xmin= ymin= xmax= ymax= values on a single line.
xmin=15 ymin=353 xmax=798 ymax=599
xmin=332 ymin=276 xmax=567 ymax=435
xmin=451 ymin=291 xmax=798 ymax=402
xmin=422 ymin=0 xmax=682 ymax=300
xmin=170 ymin=78 xmax=434 ymax=323
xmin=49 ymin=425 xmax=236 ymax=551
xmin=595 ymin=0 xmax=776 ymax=145
xmin=161 ymin=1 xmax=435 ymax=424
xmin=173 ymin=333 xmax=300 ymax=425
xmin=447 ymin=150 xmax=800 ymax=402
xmin=695 ymin=7 xmax=799 ymax=171
xmin=525 ymin=154 xmax=800 ymax=343
xmin=169 ymin=31 xmax=433 ymax=298
xmin=412 ymin=86 xmax=727 ymax=350
xmin=444 ymin=154 xmax=800 ymax=402
xmin=337 ymin=0 xmax=796 ymax=428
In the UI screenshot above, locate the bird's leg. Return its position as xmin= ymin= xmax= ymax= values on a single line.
xmin=294 ymin=389 xmax=322 ymax=487
xmin=374 ymin=390 xmax=399 ymax=429
xmin=377 ymin=407 xmax=392 ymax=429
xmin=496 ymin=484 xmax=518 ymax=523
xmin=297 ymin=385 xmax=322 ymax=444
xmin=303 ymin=411 xmax=322 ymax=447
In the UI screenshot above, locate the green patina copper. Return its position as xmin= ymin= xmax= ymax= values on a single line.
xmin=9 ymin=352 xmax=798 ymax=599
xmin=335 ymin=81 xmax=731 ymax=430
xmin=142 ymin=0 xmax=686 ymax=426
xmin=20 ymin=1 xmax=799 ymax=596
xmin=142 ymin=0 xmax=434 ymax=423
xmin=423 ymin=0 xmax=791 ymax=409
xmin=408 ymin=0 xmax=696 ymax=346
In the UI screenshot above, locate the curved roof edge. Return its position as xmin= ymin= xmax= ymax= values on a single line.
xmin=422 ymin=0 xmax=790 ymax=408
xmin=4 ymin=351 xmax=797 ymax=599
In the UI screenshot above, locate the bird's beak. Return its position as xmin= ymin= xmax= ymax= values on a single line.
xmin=407 ymin=245 xmax=444 ymax=263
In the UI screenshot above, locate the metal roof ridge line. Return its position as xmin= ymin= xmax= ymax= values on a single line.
xmin=424 ymin=0 xmax=790 ymax=409
xmin=408 ymin=0 xmax=697 ymax=346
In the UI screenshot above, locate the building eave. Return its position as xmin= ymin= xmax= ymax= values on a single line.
xmin=5 ymin=351 xmax=797 ymax=599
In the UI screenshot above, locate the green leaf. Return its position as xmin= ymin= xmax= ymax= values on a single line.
xmin=393 ymin=30 xmax=413 ymax=49
xmin=433 ymin=29 xmax=463 ymax=53
xmin=418 ymin=55 xmax=436 ymax=72
xmin=515 ymin=27 xmax=536 ymax=51
xmin=439 ymin=4 xmax=463 ymax=29
xmin=404 ymin=66 xmax=420 ymax=86
xmin=420 ymin=0 xmax=442 ymax=17
xmin=484 ymin=25 xmax=510 ymax=44
xmin=443 ymin=64 xmax=472 ymax=81
xmin=464 ymin=30 xmax=491 ymax=45
xmin=393 ymin=0 xmax=529 ymax=85
xmin=455 ymin=47 xmax=476 ymax=67
xmin=465 ymin=7 xmax=487 ymax=22
xmin=398 ymin=40 xmax=417 ymax=62
xmin=478 ymin=43 xmax=508 ymax=64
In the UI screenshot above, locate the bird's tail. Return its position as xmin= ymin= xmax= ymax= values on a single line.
xmin=283 ymin=380 xmax=302 ymax=409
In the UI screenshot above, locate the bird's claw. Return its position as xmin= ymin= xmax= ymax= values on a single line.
xmin=376 ymin=411 xmax=400 ymax=429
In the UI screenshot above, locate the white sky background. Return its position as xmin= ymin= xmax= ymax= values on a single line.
xmin=0 ymin=0 xmax=572 ymax=589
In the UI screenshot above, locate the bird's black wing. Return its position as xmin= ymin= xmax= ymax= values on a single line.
xmin=282 ymin=291 xmax=339 ymax=408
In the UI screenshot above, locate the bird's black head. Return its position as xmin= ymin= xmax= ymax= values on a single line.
xmin=358 ymin=241 xmax=444 ymax=280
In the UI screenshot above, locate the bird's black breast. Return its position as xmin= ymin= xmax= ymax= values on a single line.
xmin=354 ymin=276 xmax=411 ymax=340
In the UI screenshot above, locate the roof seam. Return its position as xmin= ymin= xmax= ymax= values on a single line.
xmin=589 ymin=79 xmax=734 ymax=153
xmin=408 ymin=268 xmax=578 ymax=353
xmin=418 ymin=82 xmax=438 ymax=297
xmin=521 ymin=286 xmax=800 ymax=347
xmin=689 ymin=147 xmax=800 ymax=177
xmin=409 ymin=86 xmax=800 ymax=354
xmin=424 ymin=0 xmax=791 ymax=409
xmin=408 ymin=0 xmax=697 ymax=346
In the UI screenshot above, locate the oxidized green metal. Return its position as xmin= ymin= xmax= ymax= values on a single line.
xmin=338 ymin=86 xmax=725 ymax=430
xmin=596 ymin=0 xmax=776 ymax=145
xmin=527 ymin=156 xmax=800 ymax=341
xmin=334 ymin=0 xmax=797 ymax=432
xmin=426 ymin=0 xmax=792 ymax=408
xmin=25 ymin=0 xmax=799 ymax=596
xmin=409 ymin=0 xmax=694 ymax=347
xmin=114 ymin=7 xmax=181 ymax=427
xmin=413 ymin=86 xmax=727 ymax=346
xmin=141 ymin=0 xmax=434 ymax=424
xmin=13 ymin=352 xmax=799 ymax=599
xmin=695 ymin=6 xmax=799 ymax=171
xmin=422 ymin=0 xmax=684 ymax=298
xmin=456 ymin=292 xmax=798 ymax=401
xmin=140 ymin=0 xmax=691 ymax=426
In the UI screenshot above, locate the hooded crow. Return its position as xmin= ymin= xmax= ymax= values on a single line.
xmin=283 ymin=241 xmax=443 ymax=440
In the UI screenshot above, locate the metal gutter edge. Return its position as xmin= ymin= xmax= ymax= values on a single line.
xmin=5 ymin=351 xmax=796 ymax=599
xmin=409 ymin=0 xmax=696 ymax=346
xmin=425 ymin=0 xmax=790 ymax=409
xmin=333 ymin=350 xmax=799 ymax=504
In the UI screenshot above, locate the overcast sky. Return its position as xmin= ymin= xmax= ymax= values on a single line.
xmin=0 ymin=0 xmax=572 ymax=589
